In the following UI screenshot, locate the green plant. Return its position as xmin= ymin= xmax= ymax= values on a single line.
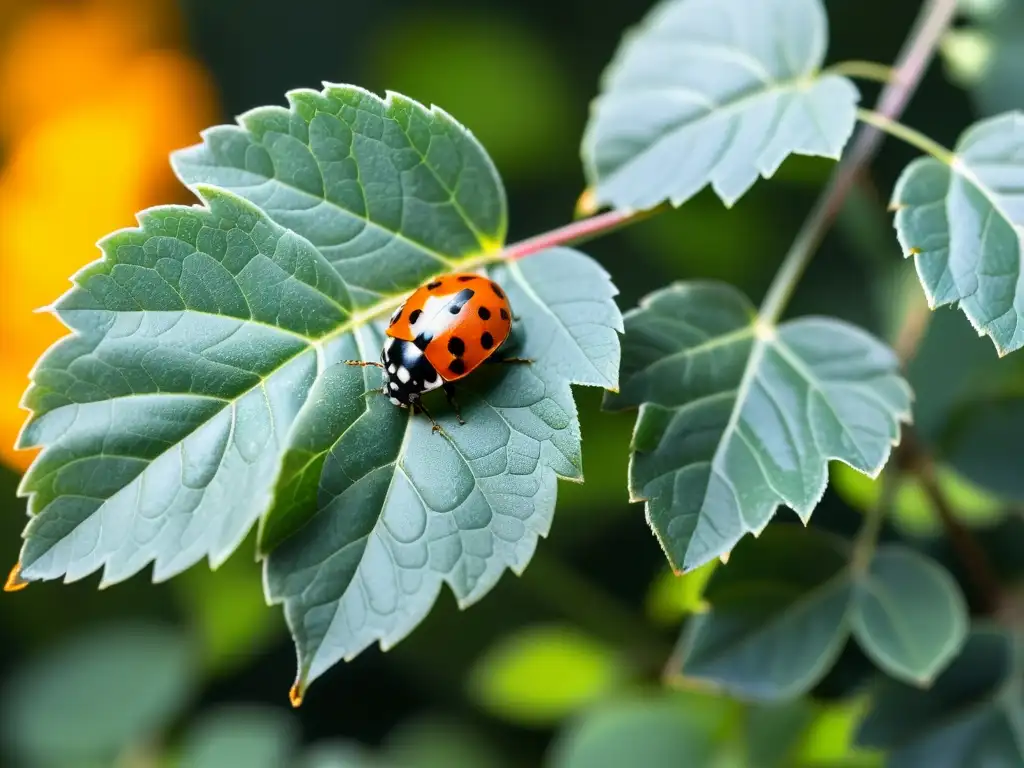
xmin=7 ymin=0 xmax=1024 ymax=764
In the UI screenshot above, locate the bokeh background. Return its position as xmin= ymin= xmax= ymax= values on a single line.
xmin=0 ymin=0 xmax=1020 ymax=765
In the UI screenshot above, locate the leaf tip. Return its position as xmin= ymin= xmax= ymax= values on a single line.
xmin=888 ymin=201 xmax=906 ymax=213
xmin=718 ymin=551 xmax=731 ymax=565
xmin=4 ymin=563 xmax=28 ymax=593
xmin=908 ymin=247 xmax=923 ymax=255
xmin=289 ymin=681 xmax=305 ymax=708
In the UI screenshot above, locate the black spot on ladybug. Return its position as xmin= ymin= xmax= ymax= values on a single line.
xmin=490 ymin=282 xmax=505 ymax=299
xmin=427 ymin=280 xmax=443 ymax=290
xmin=500 ymin=308 xmax=509 ymax=321
xmin=448 ymin=337 xmax=466 ymax=357
xmin=448 ymin=288 xmax=474 ymax=315
xmin=478 ymin=306 xmax=491 ymax=320
xmin=449 ymin=359 xmax=466 ymax=375
xmin=414 ymin=331 xmax=433 ymax=350
xmin=481 ymin=332 xmax=494 ymax=350
xmin=457 ymin=275 xmax=475 ymax=282
xmin=408 ymin=309 xmax=422 ymax=325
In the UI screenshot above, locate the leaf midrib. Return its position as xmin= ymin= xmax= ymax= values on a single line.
xmin=622 ymin=324 xmax=755 ymax=395
xmin=24 ymin=248 xmax=501 ymax=564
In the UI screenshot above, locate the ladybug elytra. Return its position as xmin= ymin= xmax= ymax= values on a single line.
xmin=346 ymin=273 xmax=528 ymax=432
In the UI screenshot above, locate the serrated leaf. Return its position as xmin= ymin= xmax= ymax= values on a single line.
xmin=264 ymin=249 xmax=621 ymax=696
xmin=850 ymin=546 xmax=968 ymax=686
xmin=893 ymin=111 xmax=1024 ymax=355
xmin=171 ymin=83 xmax=506 ymax=307
xmin=857 ymin=627 xmax=1024 ymax=768
xmin=605 ymin=282 xmax=911 ymax=571
xmin=669 ymin=526 xmax=853 ymax=701
xmin=582 ymin=0 xmax=859 ymax=211
xmin=13 ymin=85 xmax=622 ymax=701
xmin=16 ymin=185 xmax=340 ymax=585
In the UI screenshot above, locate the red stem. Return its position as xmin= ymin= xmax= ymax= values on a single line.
xmin=500 ymin=206 xmax=662 ymax=261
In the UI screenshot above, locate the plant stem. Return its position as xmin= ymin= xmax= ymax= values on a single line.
xmin=501 ymin=205 xmax=666 ymax=261
xmin=899 ymin=428 xmax=1004 ymax=614
xmin=825 ymin=60 xmax=898 ymax=84
xmin=758 ymin=0 xmax=959 ymax=325
xmin=855 ymin=108 xmax=956 ymax=164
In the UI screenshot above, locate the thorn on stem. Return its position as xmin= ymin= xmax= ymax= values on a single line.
xmin=575 ymin=187 xmax=600 ymax=219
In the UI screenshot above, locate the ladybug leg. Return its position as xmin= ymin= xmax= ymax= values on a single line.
xmin=487 ymin=356 xmax=533 ymax=365
xmin=343 ymin=360 xmax=384 ymax=369
xmin=443 ymin=383 xmax=467 ymax=426
xmin=414 ymin=401 xmax=448 ymax=436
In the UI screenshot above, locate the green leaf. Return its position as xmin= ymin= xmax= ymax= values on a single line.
xmin=546 ymin=693 xmax=739 ymax=768
xmin=850 ymin=546 xmax=968 ymax=686
xmin=893 ymin=111 xmax=1024 ymax=355
xmin=582 ymin=0 xmax=859 ymax=211
xmin=264 ymin=249 xmax=622 ymax=697
xmin=16 ymin=185 xmax=342 ymax=585
xmin=1 ymin=622 xmax=195 ymax=765
xmin=467 ymin=624 xmax=623 ymax=726
xmin=171 ymin=84 xmax=507 ymax=306
xmin=670 ymin=526 xmax=853 ymax=701
xmin=605 ymin=282 xmax=911 ymax=571
xmin=13 ymin=85 xmax=622 ymax=699
xmin=856 ymin=627 xmax=1024 ymax=768
xmin=177 ymin=707 xmax=299 ymax=768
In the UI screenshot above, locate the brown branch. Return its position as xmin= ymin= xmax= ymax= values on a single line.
xmin=899 ymin=428 xmax=1004 ymax=615
xmin=500 ymin=205 xmax=666 ymax=262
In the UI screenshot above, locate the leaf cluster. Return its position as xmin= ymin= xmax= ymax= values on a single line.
xmin=9 ymin=0 xmax=1024 ymax=764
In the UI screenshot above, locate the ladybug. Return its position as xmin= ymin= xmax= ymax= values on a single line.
xmin=347 ymin=273 xmax=528 ymax=431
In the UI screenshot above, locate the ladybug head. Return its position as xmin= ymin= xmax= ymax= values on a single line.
xmin=380 ymin=338 xmax=444 ymax=407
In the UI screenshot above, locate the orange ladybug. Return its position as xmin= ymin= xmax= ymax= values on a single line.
xmin=347 ymin=273 xmax=526 ymax=431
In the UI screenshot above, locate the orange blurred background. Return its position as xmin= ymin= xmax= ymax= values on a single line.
xmin=0 ymin=0 xmax=216 ymax=470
